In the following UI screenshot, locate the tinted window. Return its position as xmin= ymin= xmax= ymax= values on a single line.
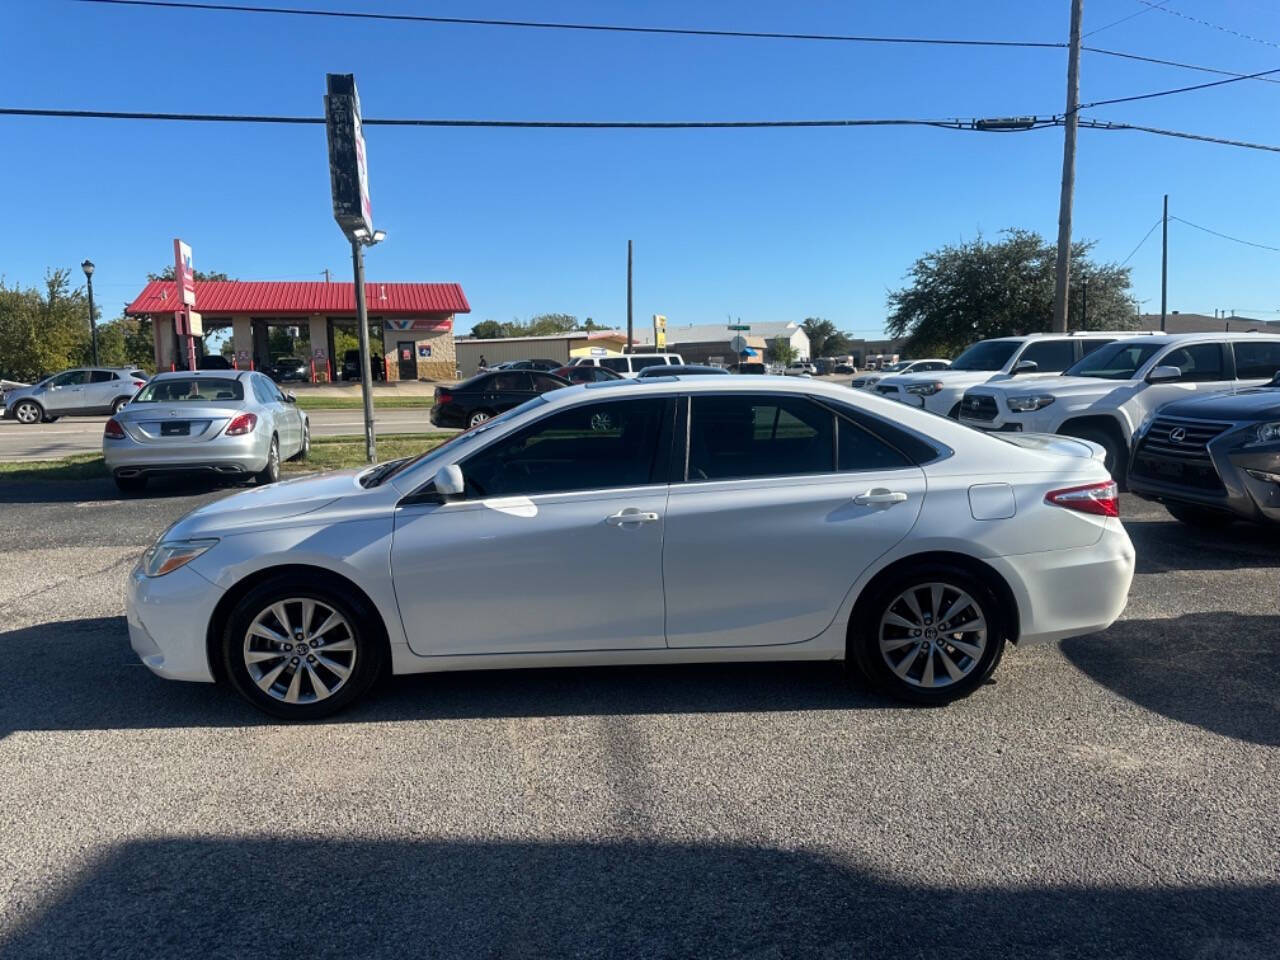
xmin=949 ymin=341 xmax=1020 ymax=371
xmin=689 ymin=395 xmax=834 ymax=481
xmin=461 ymin=398 xmax=666 ymax=497
xmin=1233 ymin=341 xmax=1280 ymax=380
xmin=632 ymin=356 xmax=668 ymax=371
xmin=1065 ymin=342 xmax=1161 ymax=379
xmin=1079 ymin=338 xmax=1116 ymax=356
xmin=89 ymin=370 xmax=117 ymax=383
xmin=531 ymin=375 xmax=566 ymax=394
xmin=1161 ymin=343 xmax=1225 ymax=382
xmin=600 ymin=358 xmax=629 ymax=372
xmin=1018 ymin=340 xmax=1076 ymax=373
xmin=130 ymin=371 xmax=147 ymax=380
xmin=49 ymin=370 xmax=89 ymax=387
xmin=838 ymin=418 xmax=911 ymax=472
xmin=488 ymin=372 xmax=530 ymax=392
xmin=134 ymin=378 xmax=245 ymax=402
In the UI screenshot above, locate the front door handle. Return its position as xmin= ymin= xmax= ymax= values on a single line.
xmin=606 ymin=508 xmax=660 ymax=525
xmin=853 ymin=488 xmax=909 ymax=506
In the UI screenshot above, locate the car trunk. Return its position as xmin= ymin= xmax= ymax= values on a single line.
xmin=118 ymin=404 xmax=244 ymax=443
xmin=995 ymin=432 xmax=1106 ymax=463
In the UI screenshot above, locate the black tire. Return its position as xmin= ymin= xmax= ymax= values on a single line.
xmin=220 ymin=574 xmax=386 ymax=719
xmin=1165 ymin=501 xmax=1234 ymax=528
xmin=467 ymin=408 xmax=495 ymax=429
xmin=43 ymin=416 xmax=60 ymax=423
xmin=851 ymin=562 xmax=1008 ymax=705
xmin=255 ymin=435 xmax=281 ymax=485
xmin=12 ymin=400 xmax=42 ymax=425
xmin=113 ymin=474 xmax=147 ymax=494
xmin=1061 ymin=424 xmax=1126 ymax=486
xmin=291 ymin=422 xmax=310 ymax=461
xmin=110 ymin=396 xmax=131 ymax=415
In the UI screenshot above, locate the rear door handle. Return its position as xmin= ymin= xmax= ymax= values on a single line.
xmin=606 ymin=508 xmax=660 ymax=525
xmin=853 ymin=488 xmax=909 ymax=506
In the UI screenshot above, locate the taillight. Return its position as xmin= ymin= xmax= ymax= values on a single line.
xmin=225 ymin=413 xmax=258 ymax=436
xmin=436 ymin=389 xmax=453 ymax=405
xmin=132 ymin=381 xmax=146 ymax=388
xmin=1045 ymin=480 xmax=1119 ymax=517
xmin=104 ymin=419 xmax=125 ymax=439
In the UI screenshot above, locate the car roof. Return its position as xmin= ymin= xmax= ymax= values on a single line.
xmin=147 ymin=369 xmax=248 ymax=380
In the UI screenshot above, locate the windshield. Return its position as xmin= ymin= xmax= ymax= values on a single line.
xmin=880 ymin=361 xmax=910 ymax=373
xmin=1064 ymin=342 xmax=1161 ymax=380
xmin=949 ymin=340 xmax=1020 ymax=371
xmin=132 ymin=378 xmax=244 ymax=403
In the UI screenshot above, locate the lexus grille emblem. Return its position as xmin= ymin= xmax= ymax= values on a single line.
xmin=1169 ymin=427 xmax=1187 ymax=443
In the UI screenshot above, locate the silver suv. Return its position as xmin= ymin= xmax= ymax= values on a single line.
xmin=3 ymin=367 xmax=149 ymax=424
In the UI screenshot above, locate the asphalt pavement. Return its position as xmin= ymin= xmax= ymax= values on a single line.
xmin=0 ymin=482 xmax=1277 ymax=959
xmin=0 ymin=408 xmax=444 ymax=461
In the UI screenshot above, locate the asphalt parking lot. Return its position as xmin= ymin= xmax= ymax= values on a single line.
xmin=0 ymin=476 xmax=1277 ymax=959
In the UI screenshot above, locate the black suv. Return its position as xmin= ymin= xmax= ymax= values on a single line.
xmin=431 ymin=370 xmax=569 ymax=429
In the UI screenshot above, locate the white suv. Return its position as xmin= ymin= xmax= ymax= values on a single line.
xmin=958 ymin=332 xmax=1280 ymax=477
xmin=874 ymin=332 xmax=1147 ymax=418
xmin=572 ymin=353 xmax=684 ymax=377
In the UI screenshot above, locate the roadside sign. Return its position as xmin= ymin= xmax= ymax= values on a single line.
xmin=325 ymin=74 xmax=374 ymax=239
xmin=185 ymin=310 xmax=203 ymax=336
xmin=173 ymin=239 xmax=196 ymax=307
xmin=653 ymin=314 xmax=667 ymax=349
xmin=727 ymin=324 xmax=750 ymax=331
xmin=730 ymin=335 xmax=748 ymax=353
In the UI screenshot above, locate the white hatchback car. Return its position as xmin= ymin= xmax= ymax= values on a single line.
xmin=127 ymin=376 xmax=1134 ymax=719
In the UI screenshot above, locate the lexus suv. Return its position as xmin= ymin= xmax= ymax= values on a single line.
xmin=874 ymin=332 xmax=1143 ymax=418
xmin=958 ymin=333 xmax=1280 ymax=481
xmin=1128 ymin=362 xmax=1280 ymax=528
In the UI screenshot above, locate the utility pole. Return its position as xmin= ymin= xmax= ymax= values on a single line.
xmin=1051 ymin=0 xmax=1084 ymax=333
xmin=323 ymin=268 xmax=331 ymax=283
xmin=351 ymin=238 xmax=376 ymax=464
xmin=626 ymin=239 xmax=633 ymax=354
xmin=1160 ymin=194 xmax=1168 ymax=332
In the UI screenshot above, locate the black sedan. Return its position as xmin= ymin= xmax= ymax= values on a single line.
xmin=551 ymin=365 xmax=624 ymax=384
xmin=1129 ymin=370 xmax=1280 ymax=528
xmin=270 ymin=356 xmax=309 ymax=382
xmin=431 ymin=370 xmax=570 ymax=429
xmin=505 ymin=358 xmax=563 ymax=372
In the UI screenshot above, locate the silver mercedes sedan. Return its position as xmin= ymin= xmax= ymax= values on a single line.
xmin=103 ymin=370 xmax=309 ymax=494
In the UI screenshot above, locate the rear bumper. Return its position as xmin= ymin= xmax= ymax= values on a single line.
xmin=126 ymin=560 xmax=221 ymax=682
xmin=104 ymin=433 xmax=269 ymax=476
xmin=430 ymin=404 xmax=467 ymax=428
xmin=987 ymin=519 xmax=1135 ymax=645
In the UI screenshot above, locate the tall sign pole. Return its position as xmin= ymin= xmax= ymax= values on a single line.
xmin=1051 ymin=0 xmax=1084 ymax=333
xmin=173 ymin=238 xmax=198 ymax=372
xmin=325 ymin=73 xmax=378 ymax=463
xmin=1161 ymin=194 xmax=1169 ymax=332
xmin=626 ymin=240 xmax=634 ymax=354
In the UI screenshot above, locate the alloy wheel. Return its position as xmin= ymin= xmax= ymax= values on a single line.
xmin=468 ymin=411 xmax=490 ymax=428
xmin=15 ymin=402 xmax=40 ymax=424
xmin=878 ymin=582 xmax=988 ymax=689
xmin=242 ymin=598 xmax=357 ymax=704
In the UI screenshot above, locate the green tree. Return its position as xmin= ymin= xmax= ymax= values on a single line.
xmin=147 ymin=266 xmax=233 ymax=282
xmin=469 ymin=320 xmax=505 ymax=339
xmin=886 ymin=229 xmax=1136 ymax=357
xmin=526 ymin=313 xmax=578 ymax=336
xmin=0 ymin=270 xmax=93 ymax=381
xmin=800 ymin=317 xmax=857 ymax=358
xmin=767 ymin=338 xmax=798 ymax=366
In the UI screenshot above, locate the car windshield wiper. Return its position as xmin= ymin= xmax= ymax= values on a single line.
xmin=360 ymin=458 xmax=409 ymax=488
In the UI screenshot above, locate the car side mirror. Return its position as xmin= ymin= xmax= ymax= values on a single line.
xmin=433 ymin=464 xmax=465 ymax=500
xmin=1147 ymin=365 xmax=1182 ymax=383
xmin=284 ymin=393 xmax=297 ymax=404
xmin=1012 ymin=360 xmax=1039 ymax=374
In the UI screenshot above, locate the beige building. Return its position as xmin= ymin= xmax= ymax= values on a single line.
xmin=455 ymin=332 xmax=632 ymax=375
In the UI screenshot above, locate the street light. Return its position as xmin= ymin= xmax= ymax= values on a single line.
xmin=81 ymin=259 xmax=98 ymax=366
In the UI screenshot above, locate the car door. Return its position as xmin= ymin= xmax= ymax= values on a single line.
xmin=391 ymin=395 xmax=674 ymax=656
xmin=41 ymin=370 xmax=90 ymax=414
xmin=485 ymin=371 xmax=537 ymax=412
xmin=260 ymin=375 xmax=298 ymax=454
xmin=1130 ymin=342 xmax=1231 ymax=428
xmin=663 ymin=393 xmax=926 ymax=648
xmin=1232 ymin=339 xmax=1280 ymax=386
xmin=87 ymin=370 xmax=119 ymax=413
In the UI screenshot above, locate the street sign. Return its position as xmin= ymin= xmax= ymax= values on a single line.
xmin=653 ymin=314 xmax=667 ymax=349
xmin=173 ymin=239 xmax=196 ymax=307
xmin=730 ymin=335 xmax=748 ymax=353
xmin=185 ymin=310 xmax=203 ymax=337
xmin=727 ymin=324 xmax=750 ymax=331
xmin=325 ymin=74 xmax=373 ymax=239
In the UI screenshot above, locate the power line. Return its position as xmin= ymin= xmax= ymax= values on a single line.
xmin=1079 ymin=64 xmax=1280 ymax=109
xmin=1084 ymin=46 xmax=1280 ymax=85
xmin=75 ymin=0 xmax=1065 ymax=50
xmin=1082 ymin=0 xmax=1170 ymax=39
xmin=1119 ymin=218 xmax=1164 ymax=265
xmin=1136 ymin=0 xmax=1280 ymax=50
xmin=1170 ymin=216 xmax=1280 ymax=252
xmin=1077 ymin=116 xmax=1280 ymax=153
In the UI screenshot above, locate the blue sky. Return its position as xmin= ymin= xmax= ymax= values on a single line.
xmin=2 ymin=0 xmax=1279 ymax=336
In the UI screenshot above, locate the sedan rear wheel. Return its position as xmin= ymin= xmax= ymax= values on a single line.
xmin=222 ymin=577 xmax=385 ymax=719
xmin=853 ymin=564 xmax=1006 ymax=704
xmin=255 ymin=435 xmax=280 ymax=485
xmin=13 ymin=400 xmax=41 ymax=425
xmin=467 ymin=409 xmax=493 ymax=429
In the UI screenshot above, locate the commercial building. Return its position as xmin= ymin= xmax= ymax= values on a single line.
xmin=629 ymin=321 xmax=811 ymax=365
xmin=455 ymin=331 xmax=632 ymax=375
xmin=125 ymin=280 xmax=470 ymax=381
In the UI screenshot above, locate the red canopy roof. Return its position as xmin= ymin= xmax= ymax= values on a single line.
xmin=125 ymin=280 xmax=470 ymax=317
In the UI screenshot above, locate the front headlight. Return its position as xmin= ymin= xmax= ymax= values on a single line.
xmin=1248 ymin=421 xmax=1280 ymax=446
xmin=1006 ymin=394 xmax=1056 ymax=413
xmin=142 ymin=538 xmax=218 ymax=577
xmin=904 ymin=381 xmax=944 ymax=396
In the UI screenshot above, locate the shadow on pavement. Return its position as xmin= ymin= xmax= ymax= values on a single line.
xmin=0 ymin=617 xmax=889 ymax=739
xmin=1062 ymin=612 xmax=1280 ymax=747
xmin=0 ymin=474 xmax=247 ymax=504
xmin=1124 ymin=514 xmax=1279 ymax=574
xmin=1 ymin=836 xmax=1274 ymax=959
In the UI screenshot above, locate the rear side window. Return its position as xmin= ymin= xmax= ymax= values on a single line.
xmin=600 ymin=358 xmax=629 ymax=373
xmin=838 ymin=419 xmax=912 ymax=472
xmin=1079 ymin=338 xmax=1116 ymax=356
xmin=1233 ymin=340 xmax=1280 ymax=380
xmin=632 ymin=356 xmax=668 ymax=371
xmin=688 ymin=395 xmax=834 ymax=480
xmin=90 ymin=370 xmax=117 ymax=383
xmin=1018 ymin=340 xmax=1077 ymax=372
xmin=531 ymin=375 xmax=565 ymax=394
xmin=488 ymin=372 xmax=530 ymax=392
xmin=1161 ymin=343 xmax=1225 ymax=382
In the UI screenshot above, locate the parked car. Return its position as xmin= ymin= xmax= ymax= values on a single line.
xmin=503 ymin=358 xmax=563 ymax=372
xmin=784 ymin=362 xmax=817 ymax=377
xmin=735 ymin=362 xmax=768 ymax=375
xmin=430 ymin=370 xmax=570 ymax=429
xmin=551 ymin=365 xmax=624 ymax=384
xmin=198 ymin=355 xmax=233 ymax=371
xmin=103 ymin=371 xmax=310 ymax=494
xmin=834 ymin=362 xmax=857 ymax=374
xmin=635 ymin=364 xmax=730 ymax=378
xmin=852 ymin=358 xmax=950 ymax=390
xmin=3 ymin=366 xmax=149 ymax=423
xmin=1127 ymin=364 xmax=1280 ymax=527
xmin=270 ymin=356 xmax=309 ymax=383
xmin=875 ymin=332 xmax=1152 ymax=418
xmin=341 ymin=349 xmax=386 ymax=381
xmin=126 ymin=377 xmax=1133 ymax=719
xmin=958 ymin=333 xmax=1280 ymax=480
xmin=572 ymin=353 xmax=685 ymax=377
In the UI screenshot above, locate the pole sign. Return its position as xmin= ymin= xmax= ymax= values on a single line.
xmin=653 ymin=314 xmax=667 ymax=349
xmin=173 ymin=239 xmax=196 ymax=307
xmin=324 ymin=74 xmax=373 ymax=239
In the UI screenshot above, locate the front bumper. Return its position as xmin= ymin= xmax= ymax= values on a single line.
xmin=1129 ymin=433 xmax=1280 ymax=524
xmin=104 ymin=432 xmax=269 ymax=477
xmin=126 ymin=559 xmax=223 ymax=682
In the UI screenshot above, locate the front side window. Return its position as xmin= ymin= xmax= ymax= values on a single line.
xmin=1079 ymin=338 xmax=1116 ymax=356
xmin=949 ymin=341 xmax=1020 ymax=372
xmin=1017 ymin=340 xmax=1076 ymax=373
xmin=688 ymin=395 xmax=834 ymax=481
xmin=1065 ymin=342 xmax=1161 ymax=380
xmin=461 ymin=398 xmax=667 ymax=497
xmin=600 ymin=358 xmax=629 ymax=373
xmin=487 ymin=372 xmax=530 ymax=392
xmin=48 ymin=370 xmax=89 ymax=387
xmin=1233 ymin=340 xmax=1280 ymax=380
xmin=1160 ymin=343 xmax=1225 ymax=382
xmin=134 ymin=378 xmax=245 ymax=403
xmin=632 ymin=356 xmax=668 ymax=371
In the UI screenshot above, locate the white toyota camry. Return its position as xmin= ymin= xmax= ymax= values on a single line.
xmin=127 ymin=376 xmax=1135 ymax=719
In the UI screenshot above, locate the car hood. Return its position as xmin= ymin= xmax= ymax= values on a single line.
xmin=4 ymin=383 xmax=38 ymax=403
xmin=166 ymin=470 xmax=367 ymax=537
xmin=973 ymin=375 xmax=1121 ymax=400
xmin=1155 ymin=387 xmax=1280 ymax=422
